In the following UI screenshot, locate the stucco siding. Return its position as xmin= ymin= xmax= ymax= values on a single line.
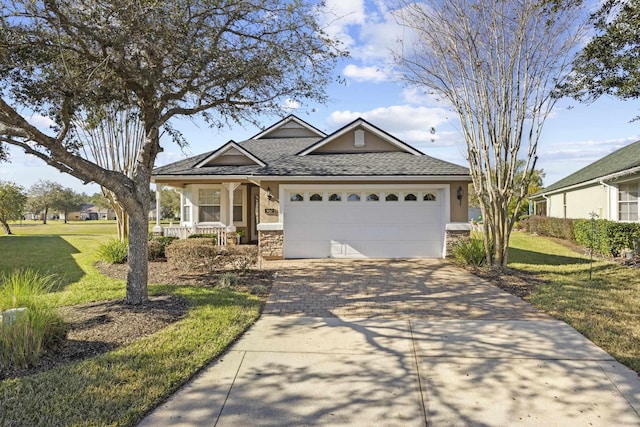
xmin=546 ymin=184 xmax=609 ymax=219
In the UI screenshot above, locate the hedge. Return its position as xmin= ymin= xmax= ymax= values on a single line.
xmin=520 ymin=216 xmax=575 ymax=241
xmin=522 ymin=216 xmax=640 ymax=257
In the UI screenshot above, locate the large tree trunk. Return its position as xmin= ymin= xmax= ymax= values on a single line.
xmin=42 ymin=207 xmax=48 ymax=224
xmin=1 ymin=221 xmax=12 ymax=235
xmin=126 ymin=204 xmax=148 ymax=305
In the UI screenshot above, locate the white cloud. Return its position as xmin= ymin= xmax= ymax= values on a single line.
xmin=318 ymin=0 xmax=365 ymax=50
xmin=155 ymin=151 xmax=191 ymax=167
xmin=26 ymin=114 xmax=57 ymax=130
xmin=342 ymin=64 xmax=389 ymax=83
xmin=401 ymin=86 xmax=451 ymax=106
xmin=282 ymin=98 xmax=301 ymax=110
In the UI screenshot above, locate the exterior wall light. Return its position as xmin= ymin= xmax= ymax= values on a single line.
xmin=457 ymin=186 xmax=463 ymax=205
xmin=266 ymin=187 xmax=273 ymax=201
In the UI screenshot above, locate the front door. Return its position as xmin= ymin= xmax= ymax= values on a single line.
xmin=250 ymin=186 xmax=260 ymax=241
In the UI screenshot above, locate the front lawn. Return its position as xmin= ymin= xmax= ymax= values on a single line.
xmin=508 ymin=232 xmax=640 ymax=374
xmin=0 ymin=222 xmax=263 ymax=426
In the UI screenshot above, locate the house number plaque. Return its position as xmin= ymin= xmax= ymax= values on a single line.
xmin=264 ymin=208 xmax=277 ymax=215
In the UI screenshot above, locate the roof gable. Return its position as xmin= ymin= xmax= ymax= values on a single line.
xmin=194 ymin=140 xmax=266 ymax=168
xmin=541 ymin=140 xmax=640 ymax=194
xmin=298 ymin=118 xmax=424 ymax=156
xmin=251 ymin=114 xmax=326 ymax=139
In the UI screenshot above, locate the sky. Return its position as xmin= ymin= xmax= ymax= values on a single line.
xmin=1 ymin=0 xmax=639 ymax=195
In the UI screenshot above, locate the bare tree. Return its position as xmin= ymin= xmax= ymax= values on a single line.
xmin=0 ymin=0 xmax=342 ymax=304
xmin=393 ymin=0 xmax=584 ymax=266
xmin=75 ymin=107 xmax=145 ymax=241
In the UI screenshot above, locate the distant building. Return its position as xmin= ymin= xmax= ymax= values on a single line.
xmin=64 ymin=204 xmax=116 ymax=221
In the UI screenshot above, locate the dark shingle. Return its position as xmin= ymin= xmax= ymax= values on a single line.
xmin=153 ymin=136 xmax=469 ymax=177
xmin=541 ymin=140 xmax=640 ymax=193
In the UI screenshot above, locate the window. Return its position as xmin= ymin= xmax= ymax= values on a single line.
xmin=404 ymin=193 xmax=417 ymax=201
xmin=290 ymin=193 xmax=304 ymax=202
xmin=367 ymin=193 xmax=379 ymax=201
xmin=199 ymin=189 xmax=221 ymax=222
xmin=348 ymin=193 xmax=361 ymax=202
xmin=310 ymin=193 xmax=323 ymax=201
xmin=329 ymin=193 xmax=342 ymax=201
xmin=424 ymin=193 xmax=437 ymax=201
xmin=233 ymin=188 xmax=243 ymax=221
xmin=182 ymin=203 xmax=190 ymax=222
xmin=619 ymin=183 xmax=638 ymax=221
xmin=385 ymin=193 xmax=398 ymax=201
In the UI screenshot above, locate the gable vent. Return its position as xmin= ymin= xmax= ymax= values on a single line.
xmin=354 ymin=129 xmax=365 ymax=147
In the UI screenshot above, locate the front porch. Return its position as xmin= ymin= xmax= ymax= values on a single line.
xmin=160 ymin=224 xmax=230 ymax=246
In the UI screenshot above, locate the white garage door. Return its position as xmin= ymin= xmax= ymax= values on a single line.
xmin=283 ymin=186 xmax=446 ymax=258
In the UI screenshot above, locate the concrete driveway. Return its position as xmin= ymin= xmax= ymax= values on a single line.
xmin=140 ymin=259 xmax=640 ymax=426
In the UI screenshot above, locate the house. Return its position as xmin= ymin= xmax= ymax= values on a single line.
xmin=65 ymin=204 xmax=116 ymax=221
xmin=531 ymin=140 xmax=640 ymax=221
xmin=151 ymin=115 xmax=472 ymax=259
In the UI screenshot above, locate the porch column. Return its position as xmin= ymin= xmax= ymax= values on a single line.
xmin=152 ymin=184 xmax=163 ymax=236
xmin=222 ymin=182 xmax=241 ymax=231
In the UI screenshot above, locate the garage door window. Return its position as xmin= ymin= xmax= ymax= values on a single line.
xmin=329 ymin=193 xmax=342 ymax=201
xmin=367 ymin=193 xmax=379 ymax=201
xmin=348 ymin=193 xmax=361 ymax=202
xmin=290 ymin=193 xmax=304 ymax=202
xmin=405 ymin=193 xmax=417 ymax=201
xmin=424 ymin=193 xmax=437 ymax=201
xmin=385 ymin=193 xmax=398 ymax=202
xmin=310 ymin=193 xmax=323 ymax=201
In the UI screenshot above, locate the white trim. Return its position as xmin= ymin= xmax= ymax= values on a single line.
xmin=154 ymin=174 xmax=471 ymax=183
xmin=152 ymin=175 xmax=252 ymax=183
xmin=298 ymin=119 xmax=423 ymax=156
xmin=251 ymin=175 xmax=471 ymax=182
xmin=257 ymin=223 xmax=283 ymax=231
xmin=194 ymin=141 xmax=266 ymax=168
xmin=446 ymin=222 xmax=473 ymax=231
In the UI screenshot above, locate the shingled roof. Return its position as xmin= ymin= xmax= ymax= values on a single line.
xmin=152 ymin=116 xmax=470 ymax=178
xmin=539 ymin=140 xmax=640 ymax=194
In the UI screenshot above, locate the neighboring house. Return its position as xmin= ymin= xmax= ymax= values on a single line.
xmin=65 ymin=204 xmax=116 ymax=221
xmin=531 ymin=140 xmax=640 ymax=221
xmin=151 ymin=115 xmax=472 ymax=259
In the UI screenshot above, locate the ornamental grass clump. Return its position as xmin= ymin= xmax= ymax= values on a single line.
xmin=97 ymin=238 xmax=128 ymax=264
xmin=452 ymin=237 xmax=488 ymax=267
xmin=0 ymin=270 xmax=67 ymax=369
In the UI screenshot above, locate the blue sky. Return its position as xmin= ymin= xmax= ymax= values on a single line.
xmin=2 ymin=0 xmax=639 ymax=194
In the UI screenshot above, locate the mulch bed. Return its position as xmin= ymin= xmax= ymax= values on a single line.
xmin=1 ymin=261 xmax=272 ymax=381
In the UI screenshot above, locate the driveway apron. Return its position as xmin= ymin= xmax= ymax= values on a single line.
xmin=140 ymin=259 xmax=640 ymax=426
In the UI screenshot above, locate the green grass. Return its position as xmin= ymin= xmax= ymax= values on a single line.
xmin=509 ymin=232 xmax=640 ymax=373
xmin=0 ymin=221 xmax=262 ymax=426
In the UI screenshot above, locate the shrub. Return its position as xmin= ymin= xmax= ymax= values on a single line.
xmin=574 ymin=219 xmax=640 ymax=257
xmin=520 ymin=216 xmax=575 ymax=240
xmin=452 ymin=237 xmax=488 ymax=267
xmin=148 ymin=236 xmax=178 ymax=261
xmin=0 ymin=270 xmax=67 ymax=369
xmin=97 ymin=239 xmax=128 ymax=264
xmin=166 ymin=239 xmax=258 ymax=272
xmin=218 ymin=272 xmax=240 ymax=289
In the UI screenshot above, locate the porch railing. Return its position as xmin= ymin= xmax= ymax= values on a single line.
xmin=162 ymin=225 xmax=228 ymax=246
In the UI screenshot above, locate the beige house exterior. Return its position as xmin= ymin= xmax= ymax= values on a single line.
xmin=532 ymin=140 xmax=640 ymax=221
xmin=152 ymin=115 xmax=472 ymax=259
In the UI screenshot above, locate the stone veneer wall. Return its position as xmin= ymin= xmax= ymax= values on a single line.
xmin=258 ymin=230 xmax=284 ymax=259
xmin=445 ymin=229 xmax=471 ymax=257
